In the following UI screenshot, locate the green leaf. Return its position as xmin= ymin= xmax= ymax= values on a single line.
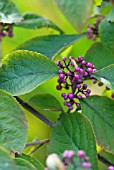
xmin=28 ymin=94 xmax=62 ymax=112
xmin=93 ymin=64 xmax=114 ymax=90
xmin=85 ymin=42 xmax=114 ymax=70
xmin=99 ymin=18 xmax=114 ymax=54
xmin=17 ymin=34 xmax=85 ymax=60
xmin=14 ymin=158 xmax=36 ymax=170
xmin=15 ymin=153 xmax=44 ymax=170
xmin=0 ymin=147 xmax=16 ymax=170
xmin=0 ymin=0 xmax=23 ymax=23
xmin=48 ymin=112 xmax=98 ymax=170
xmin=0 ymin=90 xmax=28 ymax=152
xmin=107 ymin=8 xmax=114 ymax=22
xmin=54 ymin=0 xmax=93 ymax=32
xmin=0 ymin=50 xmax=59 ymax=95
xmin=14 ymin=12 xmax=63 ymax=33
xmin=81 ymin=96 xmax=114 ymax=154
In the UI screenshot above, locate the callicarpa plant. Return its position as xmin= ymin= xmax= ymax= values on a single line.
xmin=0 ymin=0 xmax=114 ymax=170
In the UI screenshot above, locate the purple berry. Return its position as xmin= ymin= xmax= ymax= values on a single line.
xmin=76 ymin=103 xmax=80 ymax=108
xmin=56 ymin=85 xmax=62 ymax=90
xmin=78 ymin=79 xmax=83 ymax=83
xmin=68 ymin=150 xmax=75 ymax=159
xmin=77 ymin=95 xmax=82 ymax=100
xmin=58 ymin=70 xmax=63 ymax=74
xmin=84 ymin=72 xmax=88 ymax=77
xmin=74 ymin=67 xmax=80 ymax=72
xmin=70 ymin=79 xmax=75 ymax=84
xmin=87 ymin=68 xmax=93 ymax=73
xmin=77 ymin=150 xmax=85 ymax=158
xmin=64 ymin=95 xmax=68 ymax=100
xmin=81 ymin=162 xmax=92 ymax=169
xmin=87 ymin=89 xmax=91 ymax=94
xmin=69 ymin=56 xmax=73 ymax=60
xmin=93 ymin=79 xmax=97 ymax=84
xmin=87 ymin=62 xmax=93 ymax=68
xmin=83 ymin=84 xmax=87 ymax=89
xmin=87 ymin=28 xmax=92 ymax=34
xmin=111 ymin=93 xmax=114 ymax=98
xmin=61 ymin=93 xmax=66 ymax=97
xmin=67 ymin=103 xmax=71 ymax=107
xmin=74 ymin=74 xmax=80 ymax=80
xmin=62 ymin=79 xmax=66 ymax=83
xmin=78 ymin=56 xmax=83 ymax=61
xmin=76 ymin=84 xmax=81 ymax=89
xmin=56 ymin=60 xmax=60 ymax=66
xmin=59 ymin=73 xmax=65 ymax=79
xmin=88 ymin=24 xmax=91 ymax=29
xmin=1 ymin=31 xmax=6 ymax=37
xmin=84 ymin=156 xmax=89 ymax=162
xmin=62 ymin=57 xmax=66 ymax=61
xmin=76 ymin=58 xmax=79 ymax=63
xmin=67 ymin=71 xmax=72 ymax=76
xmin=69 ymin=106 xmax=73 ymax=110
xmin=79 ymin=68 xmax=84 ymax=74
xmin=62 ymin=150 xmax=70 ymax=159
xmin=92 ymin=36 xmax=96 ymax=41
xmin=57 ymin=79 xmax=62 ymax=83
xmin=68 ymin=93 xmax=74 ymax=100
xmin=93 ymin=69 xmax=97 ymax=72
xmin=82 ymin=60 xmax=87 ymax=66
xmin=85 ymin=93 xmax=90 ymax=98
xmin=108 ymin=166 xmax=114 ymax=170
xmin=8 ymin=33 xmax=13 ymax=38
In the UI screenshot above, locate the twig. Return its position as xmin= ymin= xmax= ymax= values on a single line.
xmin=28 ymin=144 xmax=43 ymax=155
xmin=15 ymin=96 xmax=53 ymax=127
xmin=25 ymin=139 xmax=50 ymax=147
xmin=98 ymin=153 xmax=114 ymax=166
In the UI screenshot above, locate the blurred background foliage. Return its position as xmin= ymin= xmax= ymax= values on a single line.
xmin=2 ymin=0 xmax=113 ymax=169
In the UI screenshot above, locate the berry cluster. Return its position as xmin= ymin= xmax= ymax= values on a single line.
xmin=87 ymin=18 xmax=101 ymax=41
xmin=44 ymin=150 xmax=92 ymax=170
xmin=56 ymin=56 xmax=97 ymax=111
xmin=0 ymin=23 xmax=13 ymax=41
xmin=63 ymin=150 xmax=92 ymax=169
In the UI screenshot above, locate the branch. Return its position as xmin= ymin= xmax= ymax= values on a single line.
xmin=15 ymin=96 xmax=53 ymax=127
xmin=98 ymin=153 xmax=114 ymax=166
xmin=25 ymin=139 xmax=49 ymax=147
xmin=28 ymin=144 xmax=43 ymax=155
